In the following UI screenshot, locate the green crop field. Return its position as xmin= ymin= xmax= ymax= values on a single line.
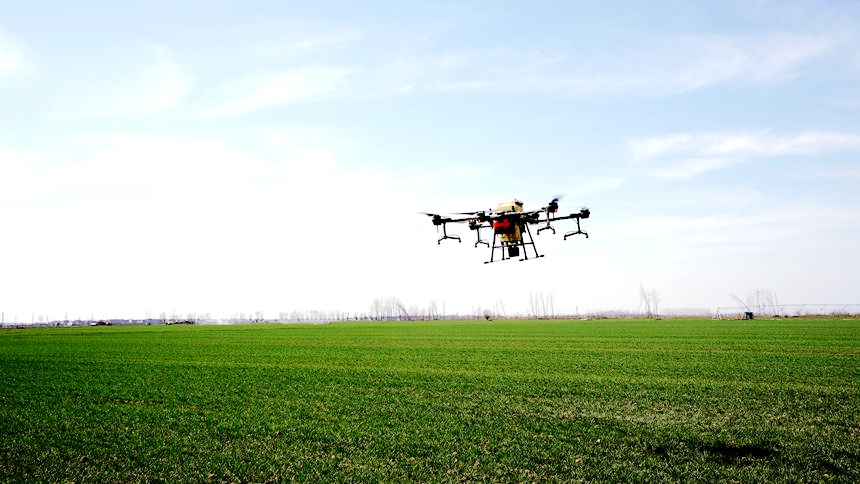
xmin=1 ymin=318 xmax=857 ymax=482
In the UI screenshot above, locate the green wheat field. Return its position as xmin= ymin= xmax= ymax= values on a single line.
xmin=1 ymin=318 xmax=857 ymax=482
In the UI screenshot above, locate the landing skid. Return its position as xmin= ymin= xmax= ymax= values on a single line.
xmin=564 ymin=230 xmax=587 ymax=240
xmin=439 ymin=234 xmax=460 ymax=244
xmin=563 ymin=218 xmax=588 ymax=240
xmin=437 ymin=223 xmax=461 ymax=244
xmin=484 ymin=223 xmax=543 ymax=264
xmin=473 ymin=224 xmax=489 ymax=248
xmin=537 ymin=225 xmax=555 ymax=235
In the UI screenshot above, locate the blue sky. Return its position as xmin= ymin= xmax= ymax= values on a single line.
xmin=1 ymin=1 xmax=858 ymax=321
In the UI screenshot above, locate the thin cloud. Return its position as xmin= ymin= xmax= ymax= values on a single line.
xmin=133 ymin=46 xmax=197 ymax=113
xmin=67 ymin=133 xmax=268 ymax=193
xmin=199 ymin=67 xmax=350 ymax=117
xmin=660 ymin=203 xmax=856 ymax=244
xmin=551 ymin=33 xmax=836 ymax=95
xmin=250 ymin=28 xmax=367 ymax=58
xmin=665 ymin=33 xmax=835 ymax=92
xmin=367 ymin=32 xmax=838 ymax=98
xmin=56 ymin=45 xmax=195 ymax=116
xmin=0 ymin=149 xmax=47 ymax=201
xmin=0 ymin=27 xmax=26 ymax=82
xmin=630 ymin=130 xmax=860 ymax=180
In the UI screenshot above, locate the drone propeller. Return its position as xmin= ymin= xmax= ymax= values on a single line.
xmin=544 ymin=194 xmax=565 ymax=213
xmin=451 ymin=210 xmax=494 ymax=224
xmin=419 ymin=212 xmax=449 ymax=226
xmin=453 ymin=209 xmax=492 ymax=216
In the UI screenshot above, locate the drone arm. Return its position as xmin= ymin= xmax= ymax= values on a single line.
xmin=532 ymin=208 xmax=589 ymax=239
xmin=552 ymin=208 xmax=590 ymax=221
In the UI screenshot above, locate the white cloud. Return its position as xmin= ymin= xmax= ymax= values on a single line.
xmin=630 ymin=130 xmax=860 ymax=179
xmin=134 ymin=46 xmax=197 ymax=113
xmin=0 ymin=149 xmax=47 ymax=200
xmin=70 ymin=133 xmax=264 ymax=191
xmin=367 ymin=31 xmax=837 ymax=98
xmin=251 ymin=28 xmax=367 ymax=58
xmin=58 ymin=45 xmax=195 ymax=116
xmin=0 ymin=128 xmax=425 ymax=244
xmin=0 ymin=128 xmax=426 ymax=318
xmin=551 ymin=32 xmax=836 ymax=96
xmin=667 ymin=33 xmax=835 ymax=91
xmin=199 ymin=67 xmax=350 ymax=117
xmin=0 ymin=27 xmax=26 ymax=82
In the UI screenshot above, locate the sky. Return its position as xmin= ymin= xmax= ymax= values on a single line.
xmin=1 ymin=1 xmax=859 ymax=322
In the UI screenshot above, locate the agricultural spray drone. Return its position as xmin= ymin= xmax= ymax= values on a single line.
xmin=421 ymin=196 xmax=590 ymax=264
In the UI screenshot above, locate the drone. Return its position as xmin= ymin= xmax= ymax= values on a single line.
xmin=421 ymin=197 xmax=590 ymax=264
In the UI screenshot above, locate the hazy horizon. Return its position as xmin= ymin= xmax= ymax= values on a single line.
xmin=2 ymin=1 xmax=859 ymax=321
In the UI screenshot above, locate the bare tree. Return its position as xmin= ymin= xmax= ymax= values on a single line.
xmin=650 ymin=289 xmax=660 ymax=318
xmin=472 ymin=305 xmax=483 ymax=319
xmin=527 ymin=291 xmax=556 ymax=319
xmin=639 ymin=283 xmax=661 ymax=318
xmin=494 ymin=299 xmax=507 ymax=319
xmin=370 ymin=296 xmax=412 ymax=321
xmin=369 ymin=298 xmax=382 ymax=320
xmin=391 ymin=297 xmax=409 ymax=320
xmin=745 ymin=288 xmax=779 ymax=317
xmin=427 ymin=299 xmax=440 ymax=320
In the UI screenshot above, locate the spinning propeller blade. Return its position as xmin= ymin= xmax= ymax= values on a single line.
xmin=419 ymin=212 xmax=447 ymax=224
xmin=545 ymin=194 xmax=565 ymax=212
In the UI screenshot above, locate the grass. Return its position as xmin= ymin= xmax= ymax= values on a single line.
xmin=1 ymin=318 xmax=857 ymax=482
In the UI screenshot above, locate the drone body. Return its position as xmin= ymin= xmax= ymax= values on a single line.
xmin=422 ymin=197 xmax=590 ymax=264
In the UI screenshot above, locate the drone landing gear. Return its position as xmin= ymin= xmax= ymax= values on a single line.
xmin=563 ymin=218 xmax=588 ymax=240
xmin=437 ymin=223 xmax=461 ymax=244
xmin=484 ymin=224 xmax=543 ymax=264
xmin=473 ymin=225 xmax=489 ymax=248
xmin=537 ymin=210 xmax=557 ymax=235
xmin=537 ymin=224 xmax=555 ymax=235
